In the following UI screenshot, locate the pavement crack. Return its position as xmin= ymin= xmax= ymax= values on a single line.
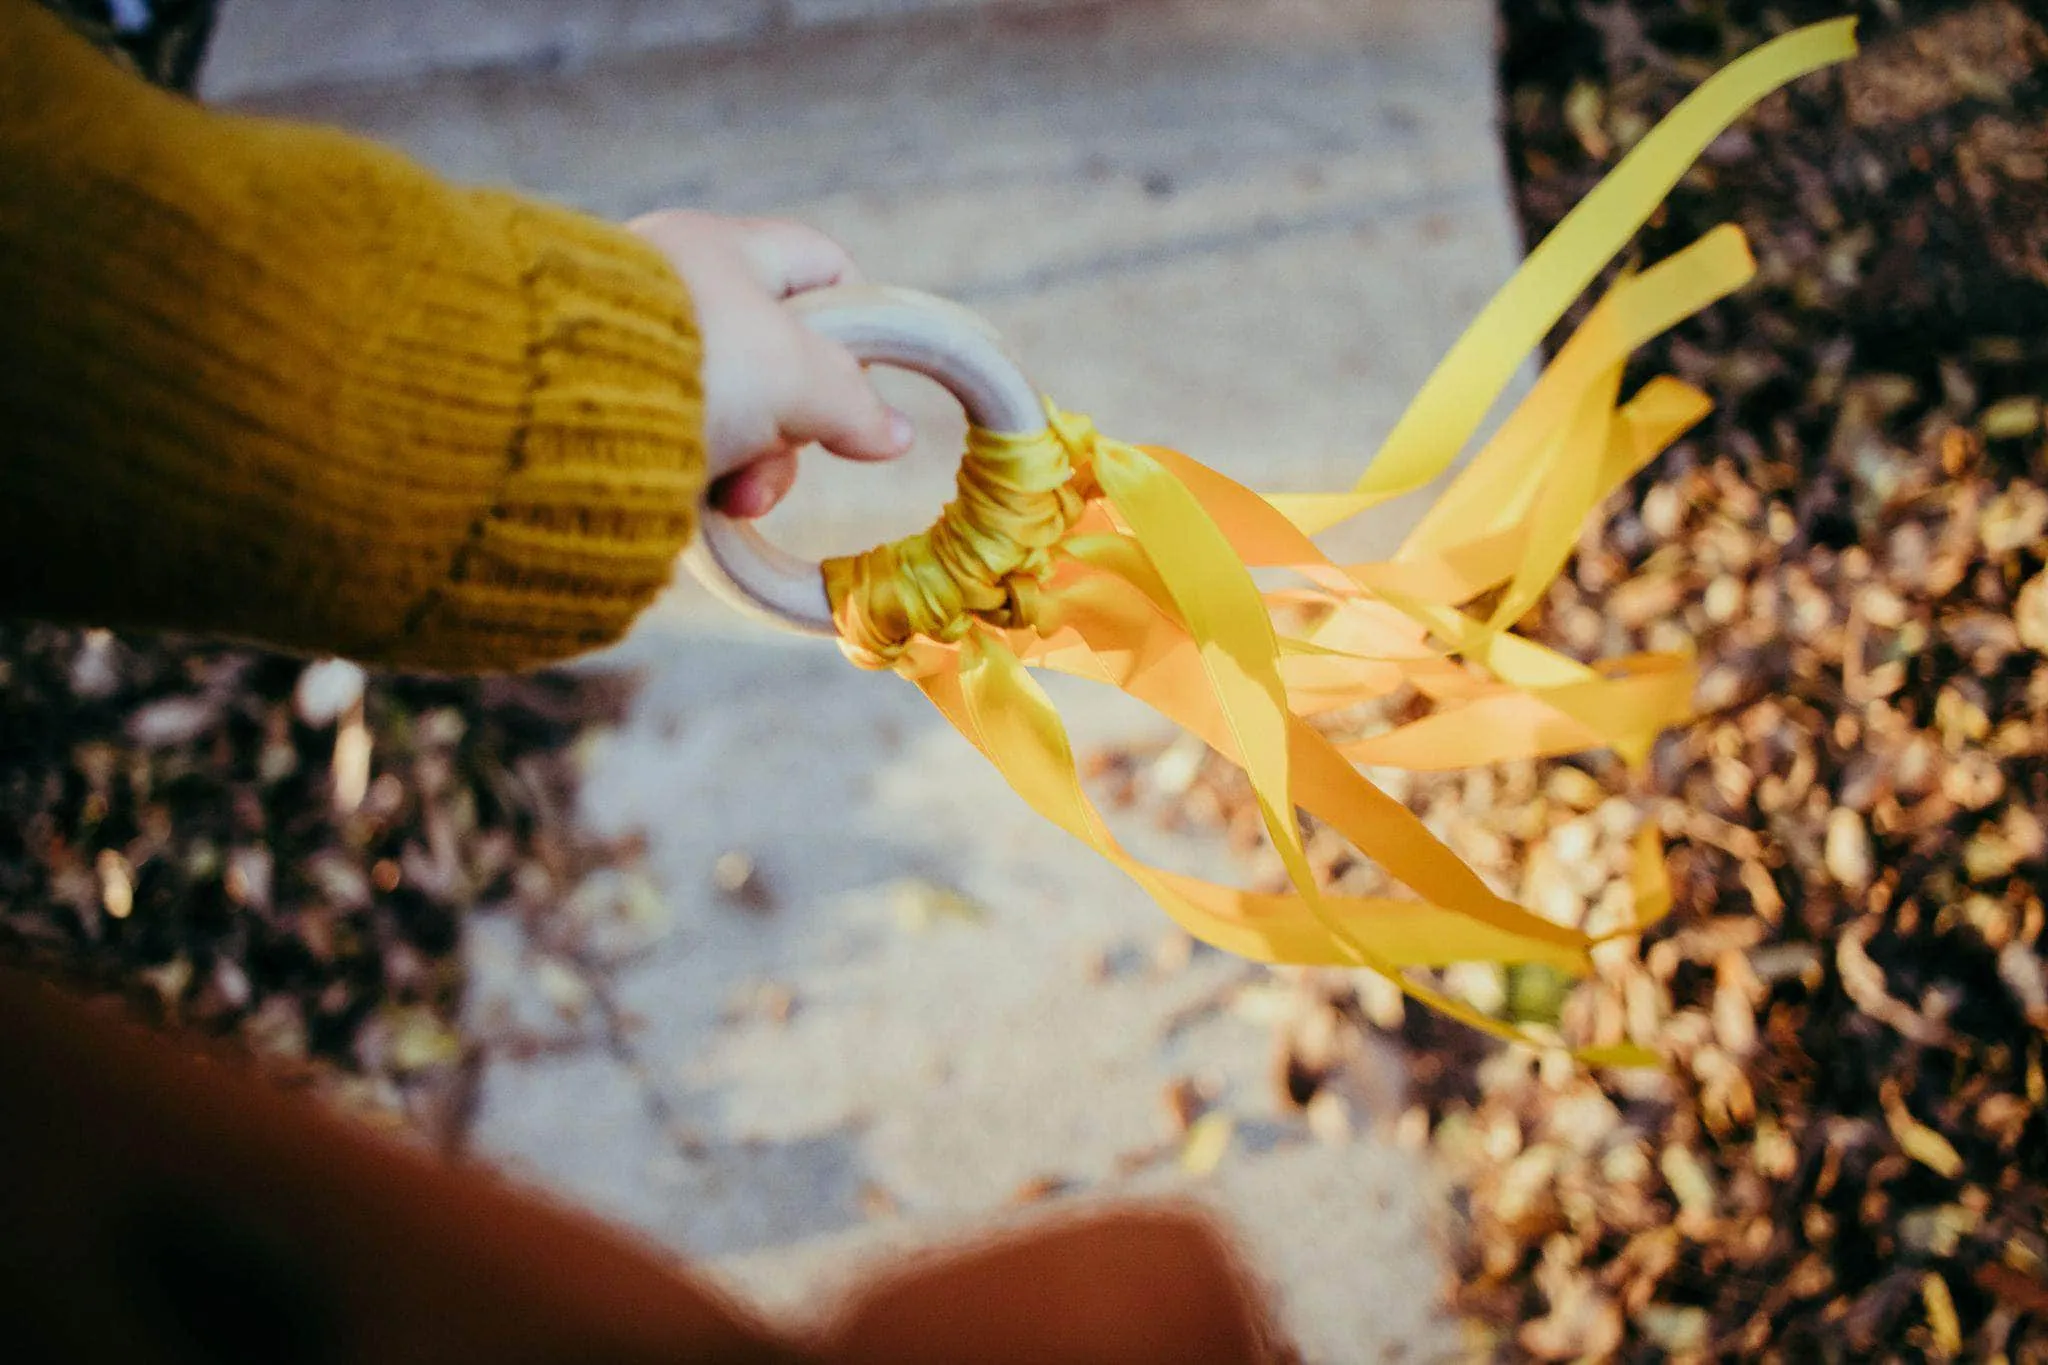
xmin=573 ymin=951 xmax=689 ymax=1136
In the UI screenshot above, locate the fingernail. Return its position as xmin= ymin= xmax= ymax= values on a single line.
xmin=887 ymin=410 xmax=916 ymax=451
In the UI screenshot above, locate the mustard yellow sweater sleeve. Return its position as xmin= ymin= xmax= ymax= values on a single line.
xmin=0 ymin=0 xmax=705 ymax=672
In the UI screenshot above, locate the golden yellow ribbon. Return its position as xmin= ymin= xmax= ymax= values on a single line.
xmin=820 ymin=20 xmax=1858 ymax=1060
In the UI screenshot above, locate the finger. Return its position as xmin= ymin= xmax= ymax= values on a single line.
xmin=732 ymin=219 xmax=865 ymax=298
xmin=777 ymin=330 xmax=916 ymax=463
xmin=708 ymin=448 xmax=800 ymax=519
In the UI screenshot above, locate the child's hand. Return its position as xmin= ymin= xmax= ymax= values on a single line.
xmin=628 ymin=210 xmax=913 ymax=519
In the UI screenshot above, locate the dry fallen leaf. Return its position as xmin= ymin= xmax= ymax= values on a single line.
xmin=2017 ymin=570 xmax=2048 ymax=652
xmin=711 ymin=850 xmax=773 ymax=913
xmin=294 ymin=658 xmax=367 ymax=727
xmin=331 ymin=704 xmax=372 ymax=815
xmin=1922 ymin=1271 xmax=1964 ymax=1358
xmin=1179 ymin=1111 xmax=1236 ymax=1176
xmin=1823 ymin=808 xmax=1875 ymax=890
xmin=1882 ymin=1081 xmax=1964 ymax=1179
xmin=887 ymin=877 xmax=988 ymax=931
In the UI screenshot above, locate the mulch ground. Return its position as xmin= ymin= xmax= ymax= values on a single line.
xmin=0 ymin=627 xmax=637 ymax=1148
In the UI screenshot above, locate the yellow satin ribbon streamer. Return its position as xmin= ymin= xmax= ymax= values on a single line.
xmin=818 ymin=20 xmax=1858 ymax=1060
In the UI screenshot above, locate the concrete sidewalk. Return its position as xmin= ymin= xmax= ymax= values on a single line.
xmin=222 ymin=2 xmax=1524 ymax=1357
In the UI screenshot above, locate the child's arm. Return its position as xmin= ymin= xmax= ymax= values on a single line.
xmin=0 ymin=0 xmax=904 ymax=672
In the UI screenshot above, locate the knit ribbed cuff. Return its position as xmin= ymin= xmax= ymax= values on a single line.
xmin=390 ymin=197 xmax=705 ymax=671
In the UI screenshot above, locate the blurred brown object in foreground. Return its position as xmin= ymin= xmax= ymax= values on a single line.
xmin=0 ymin=965 xmax=1289 ymax=1364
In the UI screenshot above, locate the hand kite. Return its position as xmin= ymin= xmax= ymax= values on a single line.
xmin=686 ymin=20 xmax=1860 ymax=1059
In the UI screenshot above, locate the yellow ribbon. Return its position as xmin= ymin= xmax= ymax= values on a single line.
xmin=819 ymin=20 xmax=1858 ymax=1060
